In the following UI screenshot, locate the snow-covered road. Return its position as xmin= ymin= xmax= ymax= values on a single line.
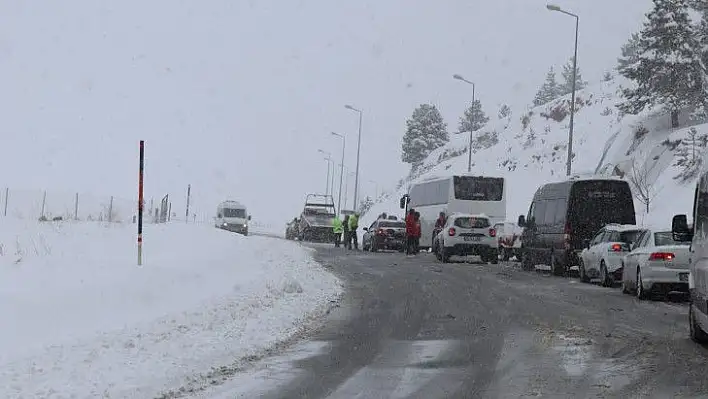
xmin=0 ymin=220 xmax=342 ymax=398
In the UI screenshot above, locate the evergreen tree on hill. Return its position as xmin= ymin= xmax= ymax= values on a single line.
xmin=401 ymin=104 xmax=449 ymax=168
xmin=617 ymin=0 xmax=707 ymax=128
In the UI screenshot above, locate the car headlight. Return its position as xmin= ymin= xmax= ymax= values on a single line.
xmin=222 ymin=222 xmax=228 ymax=227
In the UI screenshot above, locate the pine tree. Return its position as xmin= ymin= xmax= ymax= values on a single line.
xmin=697 ymin=3 xmax=708 ymax=69
xmin=401 ymin=103 xmax=449 ymax=167
xmin=617 ymin=32 xmax=641 ymax=74
xmin=458 ymin=99 xmax=490 ymax=134
xmin=498 ymin=104 xmax=512 ymax=119
xmin=533 ymin=67 xmax=561 ymax=106
xmin=617 ymin=0 xmax=707 ymax=129
xmin=559 ymin=57 xmax=586 ymax=96
xmin=674 ymin=127 xmax=708 ymax=181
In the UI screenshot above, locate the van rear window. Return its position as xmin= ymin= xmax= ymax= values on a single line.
xmin=567 ymin=180 xmax=636 ymax=247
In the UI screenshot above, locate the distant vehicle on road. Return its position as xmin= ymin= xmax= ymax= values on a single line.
xmin=362 ymin=219 xmax=406 ymax=252
xmin=298 ymin=194 xmax=337 ymax=242
xmin=215 ymin=200 xmax=251 ymax=236
xmin=407 ymin=174 xmax=506 ymax=251
xmin=433 ymin=213 xmax=498 ymax=264
xmin=518 ymin=177 xmax=636 ymax=276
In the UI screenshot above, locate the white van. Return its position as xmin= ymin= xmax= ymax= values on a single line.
xmin=671 ymin=172 xmax=708 ymax=343
xmin=407 ymin=174 xmax=506 ymax=250
xmin=215 ymin=200 xmax=251 ymax=236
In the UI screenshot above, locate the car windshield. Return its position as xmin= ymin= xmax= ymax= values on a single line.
xmin=654 ymin=231 xmax=686 ymax=246
xmin=617 ymin=230 xmax=642 ymax=246
xmin=454 ymin=216 xmax=490 ymax=228
xmin=379 ymin=221 xmax=405 ymax=228
xmin=223 ymin=208 xmax=246 ymax=218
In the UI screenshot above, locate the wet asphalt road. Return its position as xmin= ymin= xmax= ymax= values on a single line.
xmin=208 ymin=244 xmax=708 ymax=398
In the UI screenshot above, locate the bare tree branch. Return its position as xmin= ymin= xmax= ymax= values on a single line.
xmin=627 ymin=158 xmax=654 ymax=214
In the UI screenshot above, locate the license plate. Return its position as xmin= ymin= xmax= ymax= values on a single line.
xmin=463 ymin=236 xmax=481 ymax=242
xmin=680 ymin=273 xmax=689 ymax=282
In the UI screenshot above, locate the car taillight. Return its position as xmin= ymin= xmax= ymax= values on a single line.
xmin=649 ymin=252 xmax=674 ymax=261
xmin=489 ymin=228 xmax=496 ymax=237
xmin=610 ymin=243 xmax=624 ymax=252
xmin=448 ymin=227 xmax=456 ymax=236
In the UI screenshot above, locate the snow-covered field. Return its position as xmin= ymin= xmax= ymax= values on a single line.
xmin=0 ymin=219 xmax=341 ymax=398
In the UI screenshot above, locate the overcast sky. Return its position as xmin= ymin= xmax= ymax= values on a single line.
xmin=0 ymin=0 xmax=650 ymax=226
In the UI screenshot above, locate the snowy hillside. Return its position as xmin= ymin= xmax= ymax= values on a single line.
xmin=362 ymin=75 xmax=707 ymax=231
xmin=0 ymin=220 xmax=341 ymax=397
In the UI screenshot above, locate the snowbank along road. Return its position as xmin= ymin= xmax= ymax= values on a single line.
xmin=201 ymin=244 xmax=708 ymax=399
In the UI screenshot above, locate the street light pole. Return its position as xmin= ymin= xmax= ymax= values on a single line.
xmin=318 ymin=149 xmax=332 ymax=196
xmin=547 ymin=3 xmax=579 ymax=176
xmin=453 ymin=74 xmax=476 ymax=173
xmin=345 ymin=104 xmax=363 ymax=212
xmin=331 ymin=132 xmax=346 ymax=214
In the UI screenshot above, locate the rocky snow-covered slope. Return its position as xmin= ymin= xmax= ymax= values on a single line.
xmin=361 ymin=75 xmax=708 ymax=232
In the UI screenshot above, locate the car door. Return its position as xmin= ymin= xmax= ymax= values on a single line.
xmin=585 ymin=229 xmax=608 ymax=274
xmin=582 ymin=229 xmax=603 ymax=269
xmin=623 ymin=229 xmax=650 ymax=288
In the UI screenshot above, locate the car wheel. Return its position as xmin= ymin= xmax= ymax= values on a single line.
xmin=579 ymin=259 xmax=590 ymax=283
xmin=690 ymin=304 xmax=708 ymax=343
xmin=636 ymin=268 xmax=649 ymax=300
xmin=600 ymin=261 xmax=612 ymax=287
xmin=440 ymin=245 xmax=450 ymax=263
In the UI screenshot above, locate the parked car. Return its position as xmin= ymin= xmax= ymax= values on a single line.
xmin=578 ymin=224 xmax=642 ymax=286
xmin=494 ymin=222 xmax=523 ymax=261
xmin=518 ymin=177 xmax=636 ymax=275
xmin=362 ymin=219 xmax=406 ymax=252
xmin=620 ymin=227 xmax=690 ymax=299
xmin=434 ymin=213 xmax=498 ymax=264
xmin=671 ymin=171 xmax=708 ymax=343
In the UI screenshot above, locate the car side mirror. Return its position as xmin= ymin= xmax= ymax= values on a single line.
xmin=672 ymin=214 xmax=692 ymax=242
xmin=517 ymin=215 xmax=525 ymax=227
xmin=217 ymin=213 xmax=222 ymax=218
xmin=248 ymin=215 xmax=252 ymax=221
xmin=363 ymin=227 xmax=368 ymax=231
xmin=583 ymin=238 xmax=591 ymax=249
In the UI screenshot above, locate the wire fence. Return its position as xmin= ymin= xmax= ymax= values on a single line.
xmin=0 ymin=188 xmax=180 ymax=224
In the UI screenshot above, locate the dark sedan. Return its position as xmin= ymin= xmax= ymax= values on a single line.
xmin=362 ymin=219 xmax=406 ymax=252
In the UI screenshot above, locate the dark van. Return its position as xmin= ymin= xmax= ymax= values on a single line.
xmin=517 ymin=178 xmax=636 ymax=275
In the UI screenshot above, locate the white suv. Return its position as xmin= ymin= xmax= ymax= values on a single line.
xmin=434 ymin=213 xmax=499 ymax=264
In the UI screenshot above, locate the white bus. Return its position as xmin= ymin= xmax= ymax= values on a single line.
xmin=408 ymin=175 xmax=506 ymax=249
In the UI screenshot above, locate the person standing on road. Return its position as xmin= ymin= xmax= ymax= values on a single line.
xmin=413 ymin=211 xmax=422 ymax=254
xmin=348 ymin=213 xmax=360 ymax=250
xmin=433 ymin=211 xmax=446 ymax=246
xmin=343 ymin=215 xmax=351 ymax=249
xmin=332 ymin=215 xmax=343 ymax=248
xmin=405 ymin=208 xmax=416 ymax=255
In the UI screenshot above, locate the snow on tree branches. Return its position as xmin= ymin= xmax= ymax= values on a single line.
xmin=617 ymin=0 xmax=707 ymax=128
xmin=458 ymin=99 xmax=489 ymax=135
xmin=401 ymin=103 xmax=449 ymax=168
